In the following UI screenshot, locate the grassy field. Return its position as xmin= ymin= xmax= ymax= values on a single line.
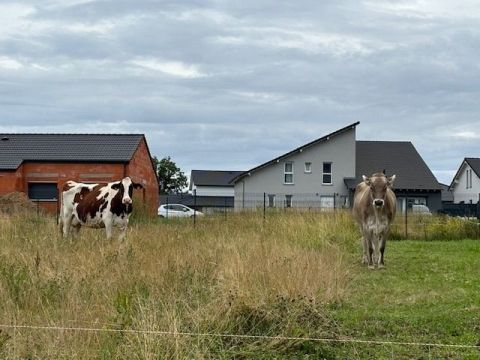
xmin=0 ymin=210 xmax=478 ymax=359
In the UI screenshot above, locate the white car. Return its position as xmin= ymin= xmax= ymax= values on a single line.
xmin=158 ymin=204 xmax=203 ymax=218
xmin=411 ymin=204 xmax=432 ymax=215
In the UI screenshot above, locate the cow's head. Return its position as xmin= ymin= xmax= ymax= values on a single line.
xmin=111 ymin=177 xmax=144 ymax=205
xmin=362 ymin=173 xmax=396 ymax=209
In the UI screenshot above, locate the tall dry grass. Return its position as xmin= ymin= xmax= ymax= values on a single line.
xmin=0 ymin=210 xmax=358 ymax=358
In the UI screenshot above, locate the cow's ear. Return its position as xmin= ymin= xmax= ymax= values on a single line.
xmin=133 ymin=182 xmax=144 ymax=189
xmin=387 ymin=175 xmax=396 ymax=187
xmin=111 ymin=182 xmax=121 ymax=190
xmin=362 ymin=175 xmax=370 ymax=185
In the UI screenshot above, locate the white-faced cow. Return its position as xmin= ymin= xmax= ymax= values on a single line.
xmin=353 ymin=172 xmax=396 ymax=269
xmin=59 ymin=177 xmax=143 ymax=241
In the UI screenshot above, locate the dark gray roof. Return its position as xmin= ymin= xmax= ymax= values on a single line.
xmin=232 ymin=122 xmax=360 ymax=183
xmin=190 ymin=170 xmax=244 ymax=188
xmin=0 ymin=134 xmax=144 ymax=170
xmin=466 ymin=158 xmax=480 ymax=178
xmin=346 ymin=141 xmax=441 ymax=191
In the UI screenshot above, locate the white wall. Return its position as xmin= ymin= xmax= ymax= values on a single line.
xmin=234 ymin=127 xmax=356 ymax=209
xmin=452 ymin=162 xmax=480 ymax=203
xmin=192 ymin=185 xmax=234 ymax=197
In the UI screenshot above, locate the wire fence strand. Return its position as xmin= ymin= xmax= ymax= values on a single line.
xmin=1 ymin=323 xmax=479 ymax=350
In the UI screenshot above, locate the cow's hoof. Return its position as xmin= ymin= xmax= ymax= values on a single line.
xmin=378 ymin=264 xmax=385 ymax=269
xmin=368 ymin=265 xmax=375 ymax=270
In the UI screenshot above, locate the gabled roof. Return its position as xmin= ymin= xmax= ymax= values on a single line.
xmin=0 ymin=134 xmax=144 ymax=170
xmin=449 ymin=157 xmax=480 ymax=189
xmin=190 ymin=170 xmax=244 ymax=189
xmin=345 ymin=141 xmax=441 ymax=191
xmin=231 ymin=122 xmax=360 ymax=183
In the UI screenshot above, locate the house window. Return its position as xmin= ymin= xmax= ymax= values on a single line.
xmin=268 ymin=194 xmax=276 ymax=208
xmin=285 ymin=194 xmax=293 ymax=208
xmin=304 ymin=162 xmax=312 ymax=173
xmin=467 ymin=169 xmax=473 ymax=189
xmin=322 ymin=162 xmax=332 ymax=184
xmin=284 ymin=162 xmax=294 ymax=184
xmin=28 ymin=183 xmax=58 ymax=201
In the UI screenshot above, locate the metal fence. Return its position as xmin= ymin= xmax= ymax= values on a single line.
xmin=158 ymin=192 xmax=480 ymax=240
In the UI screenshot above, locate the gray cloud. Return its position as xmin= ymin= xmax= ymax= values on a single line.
xmin=0 ymin=0 xmax=479 ymax=184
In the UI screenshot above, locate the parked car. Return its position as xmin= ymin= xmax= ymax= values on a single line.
xmin=158 ymin=204 xmax=203 ymax=218
xmin=411 ymin=204 xmax=432 ymax=215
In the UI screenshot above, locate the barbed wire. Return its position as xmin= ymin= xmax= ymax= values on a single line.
xmin=1 ymin=323 xmax=479 ymax=350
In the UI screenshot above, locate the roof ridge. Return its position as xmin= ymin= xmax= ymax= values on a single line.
xmin=357 ymin=140 xmax=412 ymax=143
xmin=0 ymin=133 xmax=145 ymax=136
xmin=231 ymin=121 xmax=360 ymax=183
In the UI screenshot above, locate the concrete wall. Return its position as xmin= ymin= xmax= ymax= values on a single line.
xmin=234 ymin=127 xmax=356 ymax=208
xmin=452 ymin=162 xmax=480 ymax=204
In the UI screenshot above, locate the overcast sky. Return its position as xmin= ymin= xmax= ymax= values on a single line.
xmin=0 ymin=0 xmax=479 ymax=184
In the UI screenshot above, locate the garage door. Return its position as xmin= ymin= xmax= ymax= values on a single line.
xmin=320 ymin=196 xmax=335 ymax=209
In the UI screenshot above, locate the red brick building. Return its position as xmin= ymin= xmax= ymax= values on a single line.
xmin=0 ymin=134 xmax=159 ymax=215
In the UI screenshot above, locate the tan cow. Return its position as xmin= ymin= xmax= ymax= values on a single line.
xmin=353 ymin=172 xmax=396 ymax=269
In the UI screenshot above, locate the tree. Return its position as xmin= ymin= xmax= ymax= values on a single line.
xmin=152 ymin=156 xmax=188 ymax=194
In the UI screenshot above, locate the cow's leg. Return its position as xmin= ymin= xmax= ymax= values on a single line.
xmin=62 ymin=214 xmax=73 ymax=238
xmin=104 ymin=219 xmax=113 ymax=240
xmin=361 ymin=237 xmax=368 ymax=264
xmin=378 ymin=233 xmax=387 ymax=268
xmin=372 ymin=232 xmax=380 ymax=268
xmin=72 ymin=223 xmax=81 ymax=239
xmin=365 ymin=234 xmax=375 ymax=269
xmin=117 ymin=225 xmax=127 ymax=242
xmin=361 ymin=234 xmax=368 ymax=265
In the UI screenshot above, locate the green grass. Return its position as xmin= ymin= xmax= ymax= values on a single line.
xmin=0 ymin=210 xmax=478 ymax=359
xmin=332 ymin=240 xmax=480 ymax=359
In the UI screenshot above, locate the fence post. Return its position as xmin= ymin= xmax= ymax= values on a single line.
xmin=263 ymin=192 xmax=266 ymax=222
xmin=224 ymin=196 xmax=227 ymax=221
xmin=193 ymin=189 xmax=197 ymax=227
xmin=166 ymin=196 xmax=169 ymax=220
xmin=404 ymin=197 xmax=408 ymax=239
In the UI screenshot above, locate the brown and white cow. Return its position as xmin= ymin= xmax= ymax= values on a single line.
xmin=59 ymin=177 xmax=143 ymax=241
xmin=353 ymin=172 xmax=396 ymax=269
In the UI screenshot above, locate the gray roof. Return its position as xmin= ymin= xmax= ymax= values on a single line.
xmin=345 ymin=141 xmax=441 ymax=191
xmin=0 ymin=134 xmax=144 ymax=170
xmin=232 ymin=122 xmax=360 ymax=183
xmin=190 ymin=170 xmax=244 ymax=188
xmin=466 ymin=158 xmax=480 ymax=178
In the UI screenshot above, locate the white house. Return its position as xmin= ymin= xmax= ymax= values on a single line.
xmin=449 ymin=158 xmax=480 ymax=204
xmin=189 ymin=170 xmax=243 ymax=197
xmin=231 ymin=122 xmax=443 ymax=212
